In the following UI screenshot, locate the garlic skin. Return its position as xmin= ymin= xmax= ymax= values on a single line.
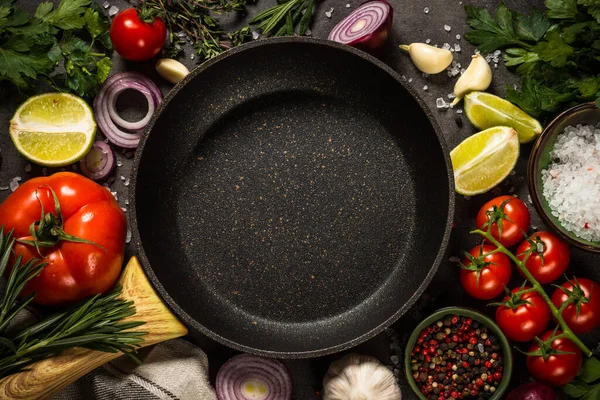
xmin=155 ymin=58 xmax=190 ymax=84
xmin=399 ymin=43 xmax=453 ymax=74
xmin=451 ymin=54 xmax=492 ymax=106
xmin=323 ymin=353 xmax=401 ymax=400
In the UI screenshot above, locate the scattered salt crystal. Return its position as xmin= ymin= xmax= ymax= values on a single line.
xmin=456 ymin=109 xmax=463 ymax=114
xmin=456 ymin=34 xmax=461 ymax=40
xmin=408 ymin=78 xmax=413 ymax=83
xmin=424 ymin=7 xmax=429 ymax=13
xmin=305 ymin=29 xmax=312 ymax=36
xmin=190 ymin=54 xmax=195 ymax=60
xmin=444 ymin=25 xmax=451 ymax=31
xmin=0 ymin=186 xmax=8 ymax=191
xmin=102 ymin=1 xmax=110 ymax=8
xmin=108 ymin=5 xmax=119 ymax=16
xmin=460 ymin=68 xmax=466 ymax=75
xmin=401 ymin=75 xmax=407 ymax=81
xmin=116 ymin=160 xmax=123 ymax=167
xmin=436 ymin=98 xmax=449 ymax=109
xmin=111 ymin=191 xmax=118 ymax=201
xmin=454 ymin=44 xmax=461 ymax=52
xmin=13 ymin=176 xmax=21 ymax=182
xmin=120 ymin=175 xmax=126 ymax=181
xmin=325 ymin=8 xmax=334 ymax=18
xmin=24 ymin=164 xmax=31 ymax=172
xmin=177 ymin=31 xmax=186 ymax=38
xmin=447 ymin=71 xmax=453 ymax=77
xmin=494 ymin=63 xmax=498 ymax=69
xmin=448 ymin=256 xmax=461 ymax=263
xmin=510 ymin=170 xmax=516 ymax=176
xmin=513 ymin=84 xmax=518 ymax=90
xmin=126 ymin=230 xmax=132 ymax=244
xmin=9 ymin=180 xmax=19 ymax=192
xmin=121 ymin=207 xmax=127 ymax=213
xmin=527 ymin=195 xmax=532 ymax=203
xmin=423 ymin=85 xmax=428 ymax=91
xmin=125 ymin=199 xmax=130 ymax=205
xmin=124 ymin=178 xmax=130 ymax=187
xmin=442 ymin=43 xmax=451 ymax=50
xmin=493 ymin=50 xmax=501 ymax=57
xmin=252 ymin=31 xmax=260 ymax=40
xmin=451 ymin=60 xmax=457 ymax=67
xmin=447 ymin=93 xmax=456 ymax=99
xmin=425 ymin=38 xmax=431 ymax=44
xmin=346 ymin=3 xmax=351 ymax=7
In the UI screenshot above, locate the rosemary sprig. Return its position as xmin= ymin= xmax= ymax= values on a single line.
xmin=0 ymin=228 xmax=147 ymax=379
xmin=249 ymin=0 xmax=315 ymax=36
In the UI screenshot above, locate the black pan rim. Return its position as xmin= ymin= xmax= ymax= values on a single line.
xmin=130 ymin=36 xmax=456 ymax=358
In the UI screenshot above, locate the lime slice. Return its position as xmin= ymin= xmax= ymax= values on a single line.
xmin=450 ymin=126 xmax=519 ymax=195
xmin=464 ymin=91 xmax=543 ymax=143
xmin=10 ymin=93 xmax=96 ymax=167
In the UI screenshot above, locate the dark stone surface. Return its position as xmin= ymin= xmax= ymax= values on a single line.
xmin=0 ymin=0 xmax=598 ymax=399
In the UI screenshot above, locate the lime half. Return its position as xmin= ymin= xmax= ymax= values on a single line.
xmin=10 ymin=93 xmax=96 ymax=167
xmin=450 ymin=126 xmax=520 ymax=195
xmin=464 ymin=91 xmax=543 ymax=143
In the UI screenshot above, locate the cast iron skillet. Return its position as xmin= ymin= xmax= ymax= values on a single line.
xmin=130 ymin=37 xmax=454 ymax=358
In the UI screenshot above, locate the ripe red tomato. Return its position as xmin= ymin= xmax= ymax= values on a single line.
xmin=476 ymin=195 xmax=530 ymax=247
xmin=495 ymin=286 xmax=550 ymax=342
xmin=110 ymin=8 xmax=166 ymax=61
xmin=0 ymin=172 xmax=126 ymax=306
xmin=459 ymin=244 xmax=512 ymax=300
xmin=526 ymin=330 xmax=582 ymax=387
xmin=516 ymin=231 xmax=570 ymax=284
xmin=551 ymin=278 xmax=600 ymax=334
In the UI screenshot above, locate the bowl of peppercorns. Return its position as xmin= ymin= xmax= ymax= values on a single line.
xmin=404 ymin=307 xmax=513 ymax=400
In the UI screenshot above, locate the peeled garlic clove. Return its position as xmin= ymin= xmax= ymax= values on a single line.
xmin=155 ymin=58 xmax=190 ymax=84
xmin=399 ymin=43 xmax=453 ymax=74
xmin=451 ymin=54 xmax=492 ymax=106
xmin=323 ymin=353 xmax=401 ymax=400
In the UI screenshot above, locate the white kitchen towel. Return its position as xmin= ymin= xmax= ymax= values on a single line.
xmin=54 ymin=338 xmax=217 ymax=400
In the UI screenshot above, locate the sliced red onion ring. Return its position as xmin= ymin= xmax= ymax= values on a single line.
xmin=328 ymin=0 xmax=393 ymax=53
xmin=94 ymin=72 xmax=163 ymax=148
xmin=79 ymin=141 xmax=116 ymax=181
xmin=216 ymin=354 xmax=292 ymax=400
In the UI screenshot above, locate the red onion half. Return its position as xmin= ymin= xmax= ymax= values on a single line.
xmin=79 ymin=141 xmax=116 ymax=181
xmin=328 ymin=0 xmax=393 ymax=53
xmin=216 ymin=354 xmax=292 ymax=400
xmin=93 ymin=72 xmax=163 ymax=149
xmin=506 ymin=383 xmax=558 ymax=400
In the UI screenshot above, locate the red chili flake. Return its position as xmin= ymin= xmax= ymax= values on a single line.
xmin=585 ymin=222 xmax=590 ymax=229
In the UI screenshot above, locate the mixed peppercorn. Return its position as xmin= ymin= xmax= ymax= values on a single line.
xmin=410 ymin=315 xmax=504 ymax=400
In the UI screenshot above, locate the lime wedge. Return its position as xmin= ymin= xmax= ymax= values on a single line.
xmin=450 ymin=126 xmax=520 ymax=195
xmin=10 ymin=93 xmax=96 ymax=167
xmin=464 ymin=92 xmax=543 ymax=143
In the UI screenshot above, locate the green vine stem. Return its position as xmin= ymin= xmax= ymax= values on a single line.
xmin=471 ymin=229 xmax=593 ymax=357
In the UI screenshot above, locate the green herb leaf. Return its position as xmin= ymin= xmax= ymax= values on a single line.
xmin=299 ymin=0 xmax=313 ymax=35
xmin=503 ymin=47 xmax=540 ymax=66
xmin=578 ymin=356 xmax=600 ymax=383
xmin=545 ymin=0 xmax=578 ymax=19
xmin=514 ymin=10 xmax=551 ymax=41
xmin=580 ymin=76 xmax=600 ymax=98
xmin=41 ymin=0 xmax=91 ymax=30
xmin=563 ymin=381 xmax=590 ymax=398
xmin=579 ymin=0 xmax=600 ymax=22
xmin=84 ymin=8 xmax=105 ymax=39
xmin=534 ymin=30 xmax=575 ymax=67
xmin=34 ymin=2 xmax=53 ymax=19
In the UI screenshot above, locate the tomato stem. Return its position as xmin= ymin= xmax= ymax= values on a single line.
xmin=471 ymin=228 xmax=592 ymax=357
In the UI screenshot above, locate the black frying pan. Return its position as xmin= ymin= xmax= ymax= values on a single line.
xmin=130 ymin=37 xmax=454 ymax=358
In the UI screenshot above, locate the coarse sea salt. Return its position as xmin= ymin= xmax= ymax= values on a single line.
xmin=542 ymin=123 xmax=600 ymax=242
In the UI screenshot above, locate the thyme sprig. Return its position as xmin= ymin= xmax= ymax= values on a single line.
xmin=0 ymin=228 xmax=147 ymax=379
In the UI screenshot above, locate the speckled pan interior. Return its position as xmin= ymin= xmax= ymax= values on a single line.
xmin=130 ymin=37 xmax=454 ymax=358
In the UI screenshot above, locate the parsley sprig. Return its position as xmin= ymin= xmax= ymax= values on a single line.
xmin=464 ymin=0 xmax=600 ymax=119
xmin=0 ymin=0 xmax=112 ymax=98
xmin=0 ymin=227 xmax=146 ymax=379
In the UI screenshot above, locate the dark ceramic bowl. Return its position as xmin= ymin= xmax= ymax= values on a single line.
xmin=528 ymin=102 xmax=600 ymax=252
xmin=404 ymin=307 xmax=513 ymax=400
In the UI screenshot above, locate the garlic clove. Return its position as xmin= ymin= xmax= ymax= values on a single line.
xmin=400 ymin=43 xmax=453 ymax=74
xmin=323 ymin=353 xmax=401 ymax=400
xmin=155 ymin=58 xmax=190 ymax=85
xmin=451 ymin=54 xmax=492 ymax=106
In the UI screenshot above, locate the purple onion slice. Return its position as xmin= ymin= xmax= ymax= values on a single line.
xmin=79 ymin=141 xmax=116 ymax=181
xmin=328 ymin=0 xmax=393 ymax=53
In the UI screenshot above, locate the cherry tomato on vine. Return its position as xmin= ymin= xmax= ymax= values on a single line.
xmin=476 ymin=195 xmax=530 ymax=247
xmin=526 ymin=330 xmax=582 ymax=387
xmin=516 ymin=231 xmax=570 ymax=284
xmin=110 ymin=8 xmax=166 ymax=61
xmin=495 ymin=286 xmax=550 ymax=342
xmin=459 ymin=244 xmax=511 ymax=300
xmin=551 ymin=278 xmax=600 ymax=334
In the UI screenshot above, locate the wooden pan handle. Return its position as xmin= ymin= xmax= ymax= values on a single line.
xmin=0 ymin=257 xmax=188 ymax=400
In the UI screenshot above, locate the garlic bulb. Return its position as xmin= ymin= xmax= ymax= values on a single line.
xmin=323 ymin=353 xmax=401 ymax=400
xmin=399 ymin=43 xmax=453 ymax=74
xmin=155 ymin=58 xmax=190 ymax=84
xmin=451 ymin=54 xmax=492 ymax=106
